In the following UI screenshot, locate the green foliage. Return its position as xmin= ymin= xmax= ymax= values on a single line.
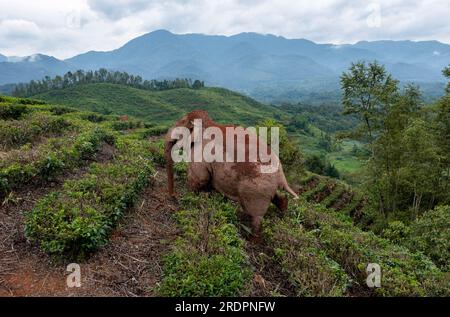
xmin=305 ymin=155 xmax=325 ymax=174
xmin=281 ymin=103 xmax=359 ymax=134
xmin=443 ymin=65 xmax=450 ymax=93
xmin=147 ymin=139 xmax=166 ymax=165
xmin=13 ymin=69 xmax=204 ymax=98
xmin=135 ymin=125 xmax=168 ymax=138
xmin=0 ymin=127 xmax=113 ymax=197
xmin=302 ymin=179 xmax=327 ymax=201
xmin=108 ymin=119 xmax=144 ymax=131
xmin=25 ymin=136 xmax=154 ymax=257
xmin=290 ymin=202 xmax=448 ymax=296
xmin=382 ymin=221 xmax=410 ymax=244
xmin=0 ymin=103 xmax=29 ymax=119
xmin=407 ymin=205 xmax=450 ymax=270
xmin=80 ymin=112 xmax=107 ymax=123
xmin=257 ymin=119 xmax=304 ymax=173
xmin=264 ymin=218 xmax=349 ymax=296
xmin=321 ymin=185 xmax=345 ymax=208
xmin=341 ymin=63 xmax=449 ymax=221
xmin=0 ymin=111 xmax=70 ymax=150
xmin=341 ymin=61 xmax=398 ymax=144
xmin=158 ymin=192 xmax=251 ymax=296
xmin=33 ymin=83 xmax=284 ymax=126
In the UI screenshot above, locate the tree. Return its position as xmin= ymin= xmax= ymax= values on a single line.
xmin=341 ymin=62 xmax=449 ymax=218
xmin=305 ymin=155 xmax=325 ymax=175
xmin=340 ymin=61 xmax=398 ymax=154
xmin=11 ymin=69 xmax=205 ymax=97
xmin=324 ymin=162 xmax=340 ymax=179
xmin=443 ymin=65 xmax=450 ymax=93
xmin=192 ymin=79 xmax=203 ymax=89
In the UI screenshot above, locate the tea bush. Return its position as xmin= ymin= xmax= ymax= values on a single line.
xmin=0 ymin=127 xmax=113 ymax=197
xmin=0 ymin=103 xmax=29 ymax=119
xmin=158 ymin=192 xmax=251 ymax=296
xmin=25 ymin=136 xmax=154 ymax=257
xmin=291 ymin=202 xmax=449 ymax=296
xmin=264 ymin=218 xmax=349 ymax=296
xmin=108 ymin=119 xmax=144 ymax=131
xmin=0 ymin=112 xmax=71 ymax=149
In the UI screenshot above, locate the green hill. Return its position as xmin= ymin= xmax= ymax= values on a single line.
xmin=33 ymin=83 xmax=283 ymax=126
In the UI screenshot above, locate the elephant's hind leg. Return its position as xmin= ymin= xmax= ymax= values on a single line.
xmin=272 ymin=192 xmax=288 ymax=214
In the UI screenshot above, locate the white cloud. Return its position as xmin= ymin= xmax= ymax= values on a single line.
xmin=0 ymin=0 xmax=448 ymax=59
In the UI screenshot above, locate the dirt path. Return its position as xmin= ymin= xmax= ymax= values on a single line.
xmin=0 ymin=167 xmax=179 ymax=297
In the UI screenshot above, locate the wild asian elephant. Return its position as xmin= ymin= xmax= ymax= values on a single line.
xmin=165 ymin=110 xmax=298 ymax=238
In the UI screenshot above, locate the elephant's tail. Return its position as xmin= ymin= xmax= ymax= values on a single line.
xmin=279 ymin=165 xmax=299 ymax=199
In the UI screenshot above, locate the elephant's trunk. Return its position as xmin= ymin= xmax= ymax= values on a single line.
xmin=165 ymin=131 xmax=175 ymax=197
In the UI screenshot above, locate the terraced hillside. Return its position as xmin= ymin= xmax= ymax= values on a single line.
xmin=296 ymin=173 xmax=367 ymax=223
xmin=0 ymin=96 xmax=448 ymax=297
xmin=33 ymin=83 xmax=284 ymax=126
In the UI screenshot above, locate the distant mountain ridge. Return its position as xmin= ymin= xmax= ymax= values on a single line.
xmin=1 ymin=30 xmax=449 ymax=101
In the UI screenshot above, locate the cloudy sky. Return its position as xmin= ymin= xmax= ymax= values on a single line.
xmin=0 ymin=0 xmax=449 ymax=59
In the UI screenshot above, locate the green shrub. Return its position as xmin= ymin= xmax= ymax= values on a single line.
xmin=382 ymin=221 xmax=410 ymax=244
xmin=135 ymin=126 xmax=168 ymax=138
xmin=0 ymin=127 xmax=114 ymax=197
xmin=407 ymin=205 xmax=450 ymax=270
xmin=158 ymin=192 xmax=251 ymax=296
xmin=109 ymin=119 xmax=144 ymax=131
xmin=25 ymin=136 xmax=154 ymax=257
xmin=148 ymin=139 xmax=165 ymax=165
xmin=265 ymin=218 xmax=349 ymax=296
xmin=48 ymin=106 xmax=75 ymax=115
xmin=80 ymin=113 xmax=107 ymax=122
xmin=174 ymin=162 xmax=188 ymax=180
xmin=0 ymin=112 xmax=70 ymax=149
xmin=291 ymin=202 xmax=449 ymax=296
xmin=17 ymin=98 xmax=46 ymax=105
xmin=0 ymin=104 xmax=29 ymax=119
xmin=321 ymin=185 xmax=345 ymax=208
xmin=71 ymin=127 xmax=115 ymax=160
xmin=302 ymin=179 xmax=327 ymax=201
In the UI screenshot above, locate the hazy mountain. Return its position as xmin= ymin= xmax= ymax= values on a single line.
xmin=0 ymin=54 xmax=71 ymax=85
xmin=1 ymin=30 xmax=449 ymax=101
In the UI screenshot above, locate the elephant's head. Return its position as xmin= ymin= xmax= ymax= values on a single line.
xmin=165 ymin=110 xmax=213 ymax=196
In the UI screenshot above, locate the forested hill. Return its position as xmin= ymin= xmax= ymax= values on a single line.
xmin=33 ymin=83 xmax=283 ymax=126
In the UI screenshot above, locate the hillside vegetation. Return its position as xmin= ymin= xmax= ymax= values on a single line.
xmin=1 ymin=95 xmax=448 ymax=297
xmin=33 ymin=83 xmax=283 ymax=126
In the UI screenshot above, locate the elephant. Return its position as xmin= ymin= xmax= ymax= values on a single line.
xmin=164 ymin=110 xmax=298 ymax=238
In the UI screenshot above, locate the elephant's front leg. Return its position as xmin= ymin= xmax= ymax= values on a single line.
xmin=187 ymin=162 xmax=211 ymax=192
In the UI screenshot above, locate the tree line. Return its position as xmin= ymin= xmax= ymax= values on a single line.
xmin=340 ymin=61 xmax=449 ymax=218
xmin=12 ymin=68 xmax=205 ymax=97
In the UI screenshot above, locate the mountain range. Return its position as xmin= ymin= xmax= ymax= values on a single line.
xmin=1 ymin=30 xmax=449 ymax=101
